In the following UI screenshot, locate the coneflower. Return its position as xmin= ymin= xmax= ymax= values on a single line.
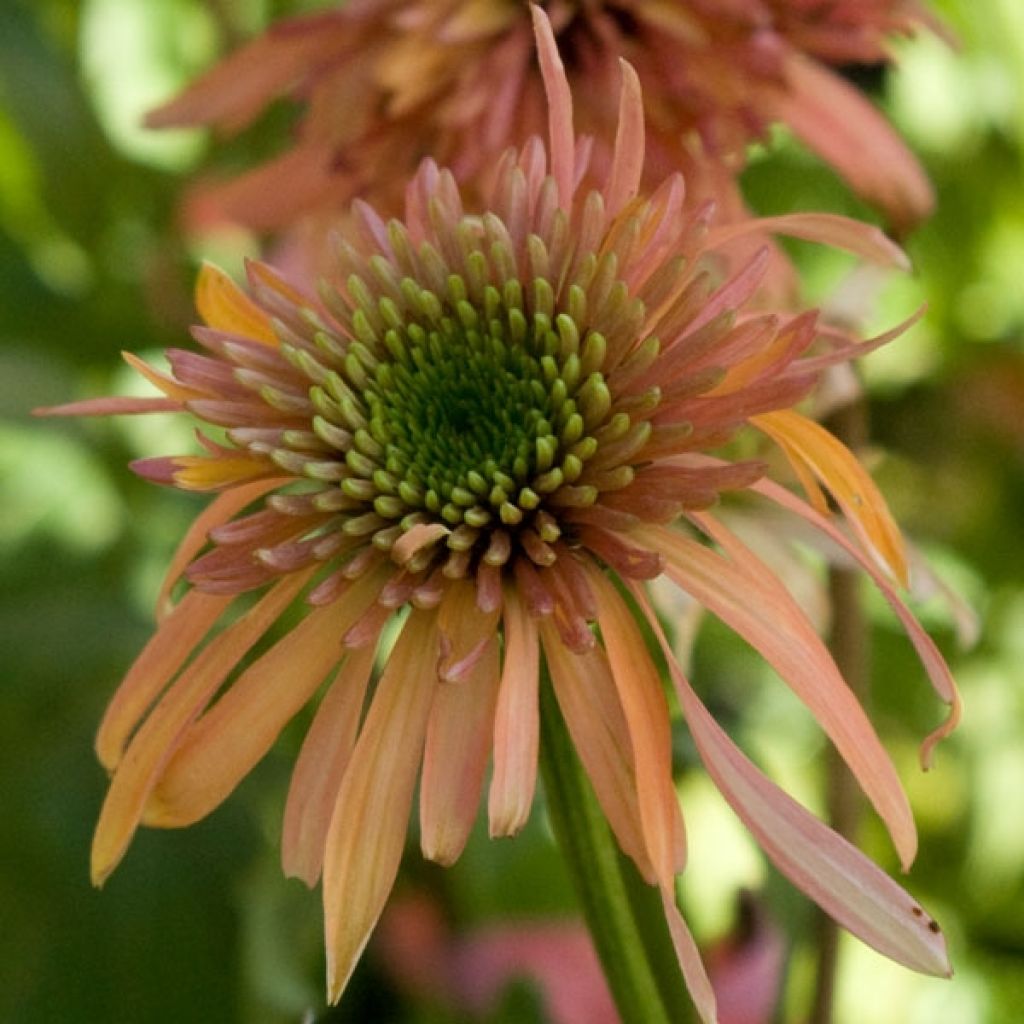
xmin=44 ymin=10 xmax=957 ymax=1020
xmin=149 ymin=0 xmax=935 ymax=240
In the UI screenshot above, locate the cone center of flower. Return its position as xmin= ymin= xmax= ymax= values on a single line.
xmin=342 ymin=276 xmax=604 ymax=531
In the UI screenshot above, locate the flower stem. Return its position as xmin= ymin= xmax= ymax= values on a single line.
xmin=810 ymin=397 xmax=870 ymax=1024
xmin=539 ymin=672 xmax=691 ymax=1024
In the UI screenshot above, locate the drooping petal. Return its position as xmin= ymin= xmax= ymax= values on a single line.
xmin=95 ymin=589 xmax=234 ymax=772
xmin=753 ymin=409 xmax=909 ymax=587
xmin=751 ymin=477 xmax=962 ymax=767
xmin=489 ymin=585 xmax=541 ymax=837
xmin=282 ymin=643 xmax=378 ymax=886
xmin=633 ymin=521 xmax=917 ymax=870
xmin=323 ymin=608 xmax=440 ymax=1003
xmin=771 ymin=52 xmax=934 ymax=233
xmin=539 ymin=619 xmax=654 ymax=883
xmin=661 ymin=888 xmax=719 ymax=1024
xmin=709 ymin=212 xmax=909 ymax=270
xmin=633 ymin=585 xmax=951 ymax=978
xmin=91 ymin=570 xmax=311 ymax=885
xmin=195 ymin=262 xmax=278 ymax=344
xmin=420 ymin=636 xmax=501 ymax=866
xmin=586 ymin=566 xmax=683 ymax=884
xmin=143 ymin=566 xmax=387 ymax=828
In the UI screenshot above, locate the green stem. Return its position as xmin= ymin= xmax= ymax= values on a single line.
xmin=539 ymin=673 xmax=691 ymax=1024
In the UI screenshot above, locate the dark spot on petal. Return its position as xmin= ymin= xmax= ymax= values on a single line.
xmin=912 ymin=907 xmax=923 ymax=917
xmin=928 ymin=920 xmax=941 ymax=934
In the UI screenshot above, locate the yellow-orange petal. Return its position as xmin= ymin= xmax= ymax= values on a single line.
xmin=195 ymin=262 xmax=277 ymax=344
xmin=145 ymin=565 xmax=389 ymax=828
xmin=539 ymin=618 xmax=654 ymax=883
xmin=420 ymin=636 xmax=500 ymax=866
xmin=488 ymin=585 xmax=541 ymax=838
xmin=91 ymin=570 xmax=311 ymax=886
xmin=323 ymin=608 xmax=440 ymax=1003
xmin=122 ymin=352 xmax=206 ymax=402
xmin=754 ymin=409 xmax=909 ymax=587
xmin=281 ymin=643 xmax=378 ymax=886
xmin=95 ymin=589 xmax=234 ymax=772
xmin=587 ymin=566 xmax=682 ymax=885
xmin=171 ymin=455 xmax=271 ymax=492
xmin=437 ymin=577 xmax=501 ymax=683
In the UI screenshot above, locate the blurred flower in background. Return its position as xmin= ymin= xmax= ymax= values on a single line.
xmin=146 ymin=0 xmax=935 ymax=254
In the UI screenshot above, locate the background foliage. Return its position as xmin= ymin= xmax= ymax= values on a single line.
xmin=2 ymin=1 xmax=1023 ymax=1021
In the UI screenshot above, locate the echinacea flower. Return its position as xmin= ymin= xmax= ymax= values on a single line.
xmin=46 ymin=10 xmax=959 ymax=1020
xmin=150 ymin=0 xmax=935 ymax=242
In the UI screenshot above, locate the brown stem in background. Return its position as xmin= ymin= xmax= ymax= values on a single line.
xmin=809 ymin=398 xmax=870 ymax=1024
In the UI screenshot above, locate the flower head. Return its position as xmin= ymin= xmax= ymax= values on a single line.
xmin=151 ymin=0 xmax=934 ymax=239
xmin=51 ymin=10 xmax=958 ymax=1019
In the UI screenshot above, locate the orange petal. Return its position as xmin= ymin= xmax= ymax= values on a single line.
xmin=636 ymin=588 xmax=950 ymax=979
xmin=195 ymin=262 xmax=277 ymax=344
xmin=634 ymin=521 xmax=917 ymax=871
xmin=587 ymin=566 xmax=682 ymax=885
xmin=420 ymin=636 xmax=500 ymax=865
xmin=391 ymin=522 xmax=450 ymax=566
xmin=488 ymin=586 xmax=541 ymax=837
xmin=754 ymin=409 xmax=909 ymax=587
xmin=95 ymin=589 xmax=233 ymax=773
xmin=539 ymin=619 xmax=654 ymax=882
xmin=322 ymin=609 xmax=440 ymax=1003
xmin=281 ymin=643 xmax=378 ymax=886
xmin=145 ymin=566 xmax=388 ymax=828
xmin=155 ymin=479 xmax=286 ymax=620
xmin=122 ymin=351 xmax=205 ymax=402
xmin=751 ymin=477 xmax=961 ymax=768
xmin=91 ymin=570 xmax=311 ymax=885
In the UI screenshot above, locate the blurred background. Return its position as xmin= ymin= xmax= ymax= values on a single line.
xmin=2 ymin=1 xmax=1023 ymax=1021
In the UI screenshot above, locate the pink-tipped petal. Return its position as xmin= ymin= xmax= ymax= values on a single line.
xmin=603 ymin=59 xmax=645 ymax=219
xmin=155 ymin=479 xmax=285 ymax=620
xmin=282 ymin=643 xmax=378 ymax=886
xmin=33 ymin=396 xmax=181 ymax=417
xmin=539 ymin=619 xmax=654 ymax=883
xmin=634 ymin=521 xmax=917 ymax=871
xmin=587 ymin=566 xmax=682 ymax=884
xmin=91 ymin=570 xmax=311 ymax=885
xmin=661 ymin=887 xmax=719 ymax=1024
xmin=95 ymin=589 xmax=234 ymax=772
xmin=489 ymin=585 xmax=541 ymax=837
xmin=420 ymin=636 xmax=500 ymax=866
xmin=323 ymin=609 xmax=441 ymax=1003
xmin=633 ymin=586 xmax=952 ymax=980
xmin=145 ymin=565 xmax=388 ymax=827
xmin=530 ymin=5 xmax=574 ymax=210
